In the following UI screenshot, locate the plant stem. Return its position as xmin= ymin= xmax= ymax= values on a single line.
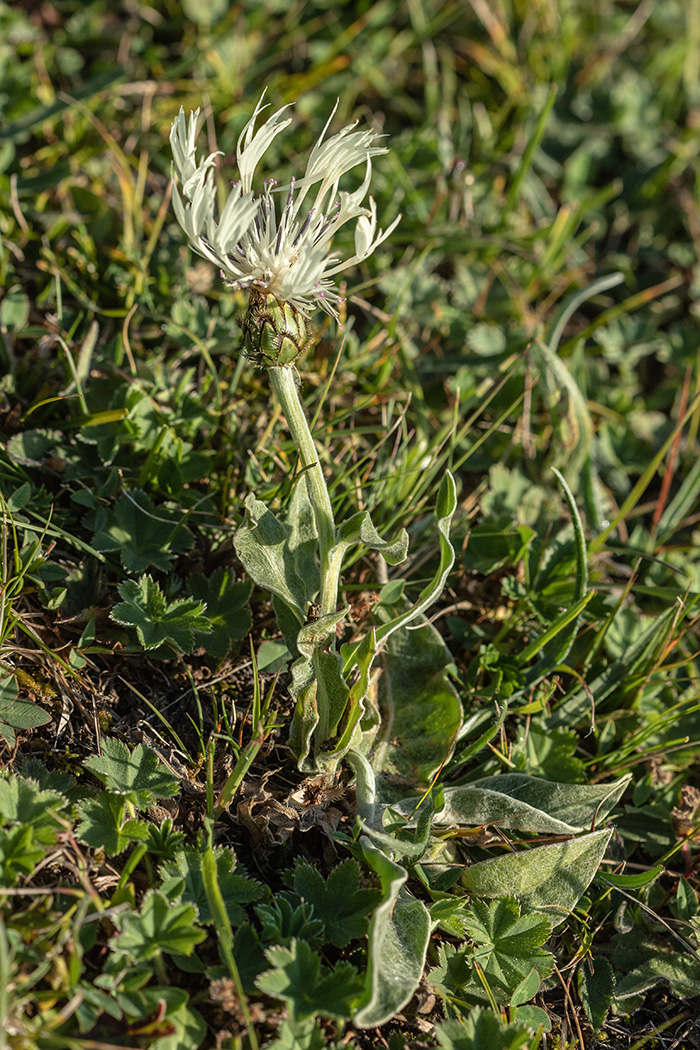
xmin=268 ymin=365 xmax=338 ymax=617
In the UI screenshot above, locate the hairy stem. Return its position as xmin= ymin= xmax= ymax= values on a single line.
xmin=268 ymin=365 xmax=338 ymax=617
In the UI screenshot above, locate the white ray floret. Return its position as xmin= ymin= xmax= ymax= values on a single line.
xmin=170 ymin=93 xmax=400 ymax=320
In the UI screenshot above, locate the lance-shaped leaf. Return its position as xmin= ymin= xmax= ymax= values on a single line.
xmin=370 ymin=602 xmax=462 ymax=784
xmin=390 ymin=772 xmax=631 ymax=835
xmin=289 ymin=610 xmax=351 ymax=767
xmin=342 ymin=470 xmax=457 ymax=674
xmin=461 ymin=828 xmax=613 ymax=926
xmin=354 ymin=838 xmax=430 ymax=1028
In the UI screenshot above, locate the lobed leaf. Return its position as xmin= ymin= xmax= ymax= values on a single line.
xmin=112 ymin=575 xmax=211 ymax=653
xmin=91 ymin=488 xmax=193 ymax=572
xmin=110 ymin=889 xmax=206 ymax=962
xmin=257 ymin=939 xmax=363 ymax=1021
xmin=160 ymin=846 xmax=264 ymax=926
xmin=84 ymin=737 xmax=179 ymax=807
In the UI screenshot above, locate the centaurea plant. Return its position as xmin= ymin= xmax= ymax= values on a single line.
xmin=170 ymin=94 xmax=456 ymax=771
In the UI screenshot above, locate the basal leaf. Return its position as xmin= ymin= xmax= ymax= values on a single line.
xmin=578 ymin=956 xmax=615 ymax=1032
xmin=286 ymin=858 xmax=381 ymax=948
xmin=0 ymin=673 xmax=51 ymax=744
xmin=75 ymin=792 xmax=149 ymax=856
xmin=462 ymin=828 xmax=613 ymax=926
xmin=186 ymin=567 xmax=252 ymax=658
xmin=417 ymin=772 xmax=631 ymax=835
xmin=0 ymin=825 xmax=45 ymax=885
xmin=462 ymin=898 xmax=553 ymax=1000
xmin=0 ymin=774 xmax=68 ymax=843
xmin=436 ymin=1010 xmax=534 ymax=1050
xmin=354 ymin=838 xmax=430 ymax=1028
xmin=84 ymin=737 xmax=179 ymax=808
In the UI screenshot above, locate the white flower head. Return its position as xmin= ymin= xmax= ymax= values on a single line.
xmin=169 ymin=93 xmax=400 ymax=321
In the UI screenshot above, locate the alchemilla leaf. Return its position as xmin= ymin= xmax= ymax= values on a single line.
xmin=91 ymin=488 xmax=194 ymax=572
xmin=186 ymin=567 xmax=252 ymax=657
xmin=112 ymin=575 xmax=211 ymax=652
xmin=160 ymin=846 xmax=264 ymax=925
xmin=286 ymin=858 xmax=380 ymax=948
xmin=256 ymin=939 xmax=363 ymax=1021
xmin=110 ymin=889 xmax=206 ymax=962
xmin=75 ymin=792 xmax=149 ymax=857
xmin=84 ymin=737 xmax=179 ymax=808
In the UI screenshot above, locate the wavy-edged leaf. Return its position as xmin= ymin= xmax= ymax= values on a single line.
xmin=233 ymin=495 xmax=309 ymax=619
xmin=354 ymin=837 xmax=430 ymax=1028
xmin=400 ymin=772 xmax=631 ymax=835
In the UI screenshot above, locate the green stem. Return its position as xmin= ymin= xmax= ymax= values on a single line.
xmin=268 ymin=365 xmax=338 ymax=616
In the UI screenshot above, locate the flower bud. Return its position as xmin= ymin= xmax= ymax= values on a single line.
xmin=238 ymin=289 xmax=311 ymax=368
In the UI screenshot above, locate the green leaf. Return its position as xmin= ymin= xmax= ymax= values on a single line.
xmin=431 ymin=900 xmax=552 ymax=1008
xmin=598 ymin=864 xmax=663 ymax=889
xmin=75 ymin=792 xmax=149 ymax=856
xmin=264 ymin=1019 xmax=329 ymax=1050
xmin=286 ymin=858 xmax=381 ymax=948
xmin=186 ymin=568 xmax=252 ymax=658
xmin=160 ymin=846 xmax=264 ymax=926
xmin=84 ymin=737 xmax=179 ymax=808
xmin=371 ymin=602 xmax=463 ymax=784
xmin=113 ymin=985 xmax=206 ymax=1049
xmin=415 ymin=772 xmax=631 ymax=835
xmin=354 ymin=838 xmax=431 ymax=1028
xmin=233 ymin=495 xmax=310 ymax=620
xmin=578 ymin=956 xmax=615 ymax=1032
xmin=91 ymin=489 xmax=193 ymax=572
xmin=256 ymin=939 xmax=363 ymax=1021
xmin=112 ymin=575 xmax=211 ymax=653
xmin=256 ymin=895 xmax=324 ymax=946
xmin=510 ymin=968 xmax=542 ymax=1008
xmin=342 ymin=470 xmax=457 ymax=672
xmin=613 ymin=950 xmax=700 ymax=1002
xmin=512 ymin=1004 xmax=551 ymax=1032
xmin=111 ymin=889 xmax=206 ymax=962
xmin=0 ymin=825 xmax=45 ymax=885
xmin=332 ymin=509 xmax=409 ymax=566
xmin=0 ymin=673 xmax=51 ymax=747
xmin=285 ymin=477 xmax=321 ymax=594
xmin=462 ymin=898 xmax=553 ymax=1001
xmin=436 ymin=1010 xmax=533 ymax=1050
xmin=0 ymin=774 xmax=68 ymax=844
xmin=549 ymin=604 xmax=681 ymax=727
xmin=461 ymin=829 xmax=613 ymax=926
